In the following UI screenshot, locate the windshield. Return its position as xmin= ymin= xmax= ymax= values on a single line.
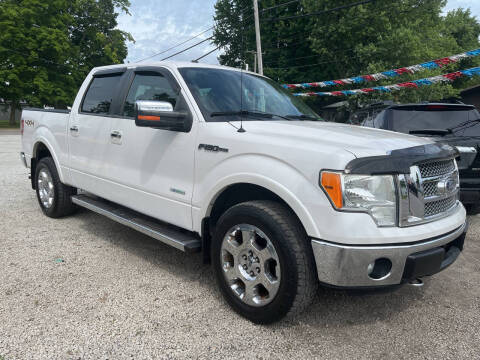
xmin=178 ymin=67 xmax=322 ymax=122
xmin=390 ymin=108 xmax=480 ymax=137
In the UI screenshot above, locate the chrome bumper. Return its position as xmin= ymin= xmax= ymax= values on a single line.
xmin=20 ymin=152 xmax=27 ymax=168
xmin=311 ymin=222 xmax=467 ymax=287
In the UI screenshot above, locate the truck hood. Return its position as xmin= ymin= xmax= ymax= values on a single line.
xmin=242 ymin=121 xmax=433 ymax=158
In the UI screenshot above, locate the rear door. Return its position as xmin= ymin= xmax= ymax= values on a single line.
xmin=101 ymin=67 xmax=197 ymax=230
xmin=68 ymin=69 xmax=126 ymax=193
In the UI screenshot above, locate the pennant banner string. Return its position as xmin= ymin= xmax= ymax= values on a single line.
xmin=283 ymin=48 xmax=480 ymax=89
xmin=293 ymin=67 xmax=480 ymax=97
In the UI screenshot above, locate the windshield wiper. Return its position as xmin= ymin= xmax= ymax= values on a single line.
xmin=210 ymin=110 xmax=290 ymax=120
xmin=285 ymin=114 xmax=320 ymax=121
xmin=409 ymin=129 xmax=452 ymax=136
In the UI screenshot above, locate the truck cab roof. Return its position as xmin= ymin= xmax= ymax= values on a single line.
xmin=91 ymin=61 xmax=264 ymax=78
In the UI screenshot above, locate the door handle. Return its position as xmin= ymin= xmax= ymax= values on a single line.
xmin=110 ymin=131 xmax=122 ymax=139
xmin=70 ymin=125 xmax=79 ymax=132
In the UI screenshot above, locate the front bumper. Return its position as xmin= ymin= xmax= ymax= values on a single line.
xmin=311 ymin=221 xmax=467 ymax=287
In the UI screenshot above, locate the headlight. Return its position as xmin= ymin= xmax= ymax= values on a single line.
xmin=320 ymin=172 xmax=397 ymax=227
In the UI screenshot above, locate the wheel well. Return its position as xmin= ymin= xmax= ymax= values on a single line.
xmin=202 ymin=183 xmax=305 ymax=264
xmin=34 ymin=142 xmax=52 ymax=161
xmin=31 ymin=142 xmax=52 ymax=189
xmin=209 ymin=183 xmax=297 ymax=228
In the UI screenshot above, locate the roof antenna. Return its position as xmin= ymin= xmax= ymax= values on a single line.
xmin=238 ymin=65 xmax=246 ymax=133
xmin=237 ymin=2 xmax=246 ymax=133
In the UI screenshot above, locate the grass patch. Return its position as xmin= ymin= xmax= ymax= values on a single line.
xmin=0 ymin=120 xmax=19 ymax=129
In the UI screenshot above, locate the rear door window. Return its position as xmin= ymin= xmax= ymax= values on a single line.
xmin=81 ymin=74 xmax=123 ymax=115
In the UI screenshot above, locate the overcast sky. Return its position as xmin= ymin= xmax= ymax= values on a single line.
xmin=118 ymin=0 xmax=480 ymax=65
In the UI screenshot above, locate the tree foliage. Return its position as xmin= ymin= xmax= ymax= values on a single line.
xmin=213 ymin=0 xmax=480 ymax=110
xmin=0 ymin=0 xmax=132 ymax=124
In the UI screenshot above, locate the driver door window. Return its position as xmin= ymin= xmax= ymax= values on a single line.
xmin=123 ymin=72 xmax=179 ymax=117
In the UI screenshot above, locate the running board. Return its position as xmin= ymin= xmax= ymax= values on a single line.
xmin=71 ymin=194 xmax=201 ymax=253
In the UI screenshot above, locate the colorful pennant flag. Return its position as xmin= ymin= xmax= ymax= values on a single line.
xmin=293 ymin=67 xmax=480 ymax=97
xmin=283 ymin=48 xmax=480 ymax=89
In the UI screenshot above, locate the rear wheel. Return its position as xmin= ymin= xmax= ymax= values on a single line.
xmin=212 ymin=200 xmax=317 ymax=324
xmin=35 ymin=157 xmax=76 ymax=218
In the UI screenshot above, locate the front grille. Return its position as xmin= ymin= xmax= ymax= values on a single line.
xmin=423 ymin=181 xmax=438 ymax=197
xmin=399 ymin=158 xmax=459 ymax=227
xmin=419 ymin=160 xmax=456 ymax=178
xmin=424 ymin=195 xmax=457 ymax=217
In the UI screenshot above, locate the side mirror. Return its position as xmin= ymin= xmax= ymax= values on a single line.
xmin=135 ymin=100 xmax=191 ymax=132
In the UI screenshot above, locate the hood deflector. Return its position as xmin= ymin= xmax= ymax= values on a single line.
xmin=345 ymin=143 xmax=459 ymax=175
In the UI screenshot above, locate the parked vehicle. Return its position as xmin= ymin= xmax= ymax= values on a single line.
xmin=20 ymin=63 xmax=467 ymax=323
xmin=363 ymin=103 xmax=480 ymax=206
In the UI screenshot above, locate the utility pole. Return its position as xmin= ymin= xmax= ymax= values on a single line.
xmin=253 ymin=0 xmax=263 ymax=75
xmin=246 ymin=50 xmax=257 ymax=73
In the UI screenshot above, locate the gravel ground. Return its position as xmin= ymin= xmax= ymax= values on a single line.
xmin=0 ymin=134 xmax=479 ymax=359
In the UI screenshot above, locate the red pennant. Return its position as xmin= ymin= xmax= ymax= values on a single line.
xmin=398 ymin=82 xmax=418 ymax=88
xmin=395 ymin=67 xmax=412 ymax=75
xmin=434 ymin=58 xmax=454 ymax=67
xmin=443 ymin=71 xmax=463 ymax=80
xmin=362 ymin=75 xmax=375 ymax=82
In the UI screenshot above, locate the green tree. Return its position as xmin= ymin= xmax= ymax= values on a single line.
xmin=213 ymin=0 xmax=480 ymax=110
xmin=0 ymin=0 xmax=132 ymax=125
xmin=69 ymin=0 xmax=134 ymax=86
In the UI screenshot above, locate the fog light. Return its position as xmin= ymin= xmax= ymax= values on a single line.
xmin=367 ymin=258 xmax=392 ymax=280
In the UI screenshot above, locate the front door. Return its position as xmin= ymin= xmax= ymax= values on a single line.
xmin=104 ymin=68 xmax=197 ymax=230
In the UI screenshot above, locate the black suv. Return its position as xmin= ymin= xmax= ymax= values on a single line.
xmin=363 ymin=103 xmax=480 ymax=206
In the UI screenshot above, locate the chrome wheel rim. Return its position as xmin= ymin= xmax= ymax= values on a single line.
xmin=220 ymin=224 xmax=281 ymax=307
xmin=38 ymin=168 xmax=54 ymax=209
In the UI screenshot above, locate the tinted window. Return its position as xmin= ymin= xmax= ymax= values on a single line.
xmin=81 ymin=74 xmax=123 ymax=114
xmin=391 ymin=108 xmax=480 ymax=136
xmin=179 ymin=67 xmax=321 ymax=122
xmin=123 ymin=73 xmax=179 ymax=117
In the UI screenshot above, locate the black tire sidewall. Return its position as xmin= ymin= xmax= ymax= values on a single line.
xmin=35 ymin=158 xmax=58 ymax=217
xmin=212 ymin=203 xmax=300 ymax=323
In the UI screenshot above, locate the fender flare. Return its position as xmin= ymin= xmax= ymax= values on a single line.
xmin=32 ymin=137 xmax=65 ymax=183
xmin=200 ymin=173 xmax=321 ymax=239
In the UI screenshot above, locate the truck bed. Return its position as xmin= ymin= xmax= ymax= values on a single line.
xmin=21 ymin=108 xmax=71 ymax=177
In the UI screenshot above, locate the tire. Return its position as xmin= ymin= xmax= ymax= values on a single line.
xmin=212 ymin=200 xmax=318 ymax=324
xmin=35 ymin=157 xmax=77 ymax=218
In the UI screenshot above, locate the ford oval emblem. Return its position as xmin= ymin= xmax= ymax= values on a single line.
xmin=437 ymin=177 xmax=457 ymax=195
xmin=445 ymin=178 xmax=456 ymax=192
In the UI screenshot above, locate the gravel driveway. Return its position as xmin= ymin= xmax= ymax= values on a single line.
xmin=0 ymin=134 xmax=479 ymax=359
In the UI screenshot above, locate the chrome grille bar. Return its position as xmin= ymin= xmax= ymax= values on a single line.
xmin=398 ymin=158 xmax=459 ymax=227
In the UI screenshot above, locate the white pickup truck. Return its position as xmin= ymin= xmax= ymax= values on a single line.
xmin=20 ymin=62 xmax=467 ymax=323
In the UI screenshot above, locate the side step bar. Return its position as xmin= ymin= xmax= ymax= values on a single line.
xmin=71 ymin=194 xmax=201 ymax=253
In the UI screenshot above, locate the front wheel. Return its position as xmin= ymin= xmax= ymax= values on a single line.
xmin=212 ymin=200 xmax=317 ymax=324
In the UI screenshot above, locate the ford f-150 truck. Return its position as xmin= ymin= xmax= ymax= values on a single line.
xmin=20 ymin=62 xmax=468 ymax=324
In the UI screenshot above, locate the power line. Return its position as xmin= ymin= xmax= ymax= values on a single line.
xmin=261 ymin=0 xmax=302 ymax=13
xmin=263 ymin=0 xmax=378 ymax=22
xmin=0 ymin=46 xmax=73 ymax=70
xmin=160 ymin=36 xmax=214 ymax=61
xmin=135 ymin=26 xmax=214 ymax=62
xmin=135 ymin=1 xmax=255 ymax=63
xmin=261 ymin=0 xmax=402 ymax=49
xmin=193 ymin=46 xmax=221 ymax=62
